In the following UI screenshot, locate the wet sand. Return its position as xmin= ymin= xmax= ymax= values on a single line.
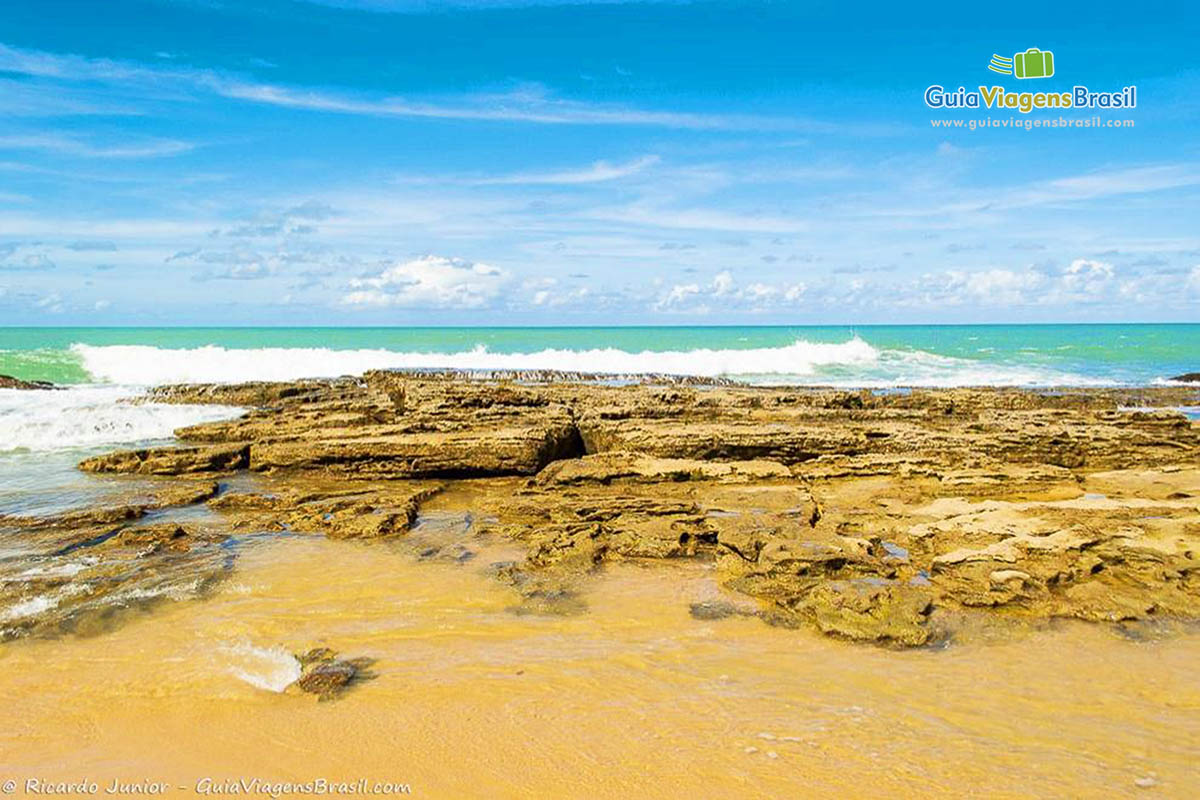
xmin=1 ymin=527 xmax=1197 ymax=799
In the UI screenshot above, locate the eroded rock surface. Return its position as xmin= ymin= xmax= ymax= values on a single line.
xmin=0 ymin=481 xmax=232 ymax=641
xmin=209 ymin=482 xmax=442 ymax=539
xmin=5 ymin=372 xmax=1200 ymax=647
xmin=80 ymin=444 xmax=250 ymax=475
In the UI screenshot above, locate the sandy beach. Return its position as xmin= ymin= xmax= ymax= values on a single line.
xmin=2 ymin=372 xmax=1198 ymax=796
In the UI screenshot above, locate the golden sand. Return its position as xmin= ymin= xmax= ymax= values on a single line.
xmin=1 ymin=529 xmax=1196 ymax=799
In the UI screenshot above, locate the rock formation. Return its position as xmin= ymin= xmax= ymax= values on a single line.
xmin=5 ymin=371 xmax=1200 ymax=647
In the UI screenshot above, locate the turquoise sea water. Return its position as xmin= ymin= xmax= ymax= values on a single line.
xmin=0 ymin=324 xmax=1196 ymax=387
xmin=0 ymin=323 xmax=1197 ymax=474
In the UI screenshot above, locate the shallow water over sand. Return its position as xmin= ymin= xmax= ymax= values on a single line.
xmin=1 ymin=523 xmax=1197 ymax=799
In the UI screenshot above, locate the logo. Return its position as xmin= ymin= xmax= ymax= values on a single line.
xmin=989 ymin=48 xmax=1055 ymax=79
xmin=988 ymin=54 xmax=1014 ymax=74
xmin=924 ymin=49 xmax=1136 ymax=113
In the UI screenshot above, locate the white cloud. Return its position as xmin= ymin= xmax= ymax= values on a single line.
xmin=909 ymin=259 xmax=1129 ymax=309
xmin=342 ymin=255 xmax=511 ymax=309
xmin=0 ymin=248 xmax=55 ymax=271
xmin=34 ymin=292 xmax=63 ymax=313
xmin=530 ymin=286 xmax=591 ymax=307
xmin=657 ymin=282 xmax=702 ymax=308
xmin=919 ymin=268 xmax=1047 ymax=306
xmin=656 ymin=270 xmax=806 ymax=312
xmin=1186 ymin=265 xmax=1200 ymax=294
xmin=711 ymin=270 xmax=735 ymax=296
xmin=1058 ymin=258 xmax=1116 ymax=300
xmin=217 ymin=263 xmax=274 ymax=280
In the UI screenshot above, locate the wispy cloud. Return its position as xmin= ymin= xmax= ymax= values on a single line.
xmin=298 ymin=0 xmax=690 ymax=11
xmin=0 ymin=77 xmax=141 ymax=117
xmin=193 ymin=262 xmax=278 ymax=281
xmin=395 ymin=155 xmax=662 ymax=187
xmin=0 ymin=133 xmax=194 ymax=159
xmin=0 ymin=249 xmax=55 ymax=271
xmin=0 ymin=42 xmax=796 ymax=131
xmin=473 ymin=155 xmax=661 ymax=185
xmin=998 ymin=164 xmax=1200 ymax=209
xmin=215 ymin=81 xmax=785 ymax=130
xmin=872 ymin=163 xmax=1200 ymax=220
xmin=587 ymin=203 xmax=809 ymax=233
xmin=66 ymin=240 xmax=118 ymax=251
xmin=0 ymin=215 xmax=214 ymax=239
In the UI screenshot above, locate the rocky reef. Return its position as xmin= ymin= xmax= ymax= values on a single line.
xmin=0 ymin=481 xmax=231 ymax=640
xmin=5 ymin=371 xmax=1200 ymax=648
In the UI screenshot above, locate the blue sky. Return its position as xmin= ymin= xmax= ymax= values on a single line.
xmin=0 ymin=0 xmax=1197 ymax=325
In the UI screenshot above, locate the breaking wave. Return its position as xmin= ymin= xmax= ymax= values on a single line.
xmin=0 ymin=386 xmax=244 ymax=453
xmin=68 ymin=338 xmax=1102 ymax=388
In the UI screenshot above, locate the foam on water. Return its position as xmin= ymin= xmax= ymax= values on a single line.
xmin=70 ymin=338 xmax=1101 ymax=388
xmin=18 ymin=557 xmax=99 ymax=579
xmin=221 ymin=643 xmax=302 ymax=693
xmin=1 ymin=594 xmax=59 ymax=622
xmin=0 ymin=386 xmax=244 ymax=453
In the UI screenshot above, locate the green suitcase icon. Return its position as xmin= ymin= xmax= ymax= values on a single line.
xmin=1013 ymin=48 xmax=1054 ymax=79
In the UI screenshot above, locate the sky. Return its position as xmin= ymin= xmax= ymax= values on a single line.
xmin=0 ymin=0 xmax=1198 ymax=325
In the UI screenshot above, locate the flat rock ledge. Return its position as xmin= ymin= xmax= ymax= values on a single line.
xmin=0 ymin=481 xmax=231 ymax=642
xmin=9 ymin=373 xmax=1200 ymax=648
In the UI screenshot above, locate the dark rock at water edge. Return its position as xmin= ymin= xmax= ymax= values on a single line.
xmin=0 ymin=374 xmax=56 ymax=390
xmin=291 ymin=648 xmax=375 ymax=701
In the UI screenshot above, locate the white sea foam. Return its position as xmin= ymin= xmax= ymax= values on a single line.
xmin=18 ymin=557 xmax=99 ymax=579
xmin=69 ymin=338 xmax=1102 ymax=388
xmin=1 ymin=594 xmax=59 ymax=622
xmin=122 ymin=578 xmax=203 ymax=602
xmin=221 ymin=643 xmax=303 ymax=693
xmin=0 ymin=385 xmax=244 ymax=453
xmin=72 ymin=339 xmax=877 ymax=383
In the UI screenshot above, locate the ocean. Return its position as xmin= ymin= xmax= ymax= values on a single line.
xmin=3 ymin=324 xmax=1198 ymax=386
xmin=0 ymin=324 xmax=1197 ymax=458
